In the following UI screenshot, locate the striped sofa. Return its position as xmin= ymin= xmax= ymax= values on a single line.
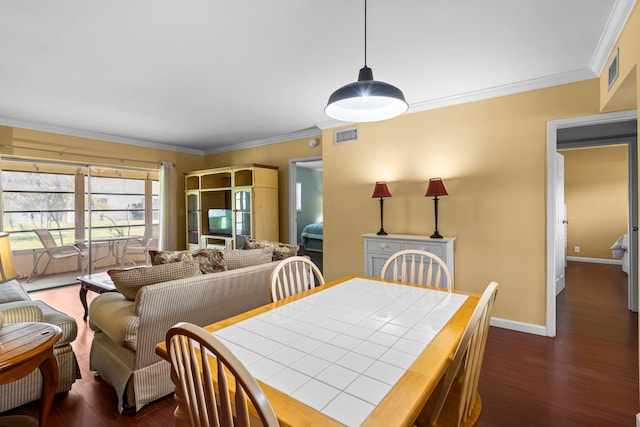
xmin=88 ymin=250 xmax=281 ymax=413
xmin=0 ymin=280 xmax=81 ymax=413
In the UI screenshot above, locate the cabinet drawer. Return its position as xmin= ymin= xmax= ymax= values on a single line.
xmin=366 ymin=240 xmax=402 ymax=253
xmin=402 ymin=242 xmax=444 ymax=257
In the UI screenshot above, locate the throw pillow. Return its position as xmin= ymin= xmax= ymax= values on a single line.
xmin=222 ymin=248 xmax=273 ymax=270
xmin=192 ymin=249 xmax=227 ymax=274
xmin=149 ymin=250 xmax=193 ymax=265
xmin=108 ymin=260 xmax=202 ymax=300
xmin=242 ymin=237 xmax=300 ymax=261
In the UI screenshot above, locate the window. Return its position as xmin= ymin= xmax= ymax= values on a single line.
xmin=1 ymin=160 xmax=159 ymax=251
xmin=2 ymin=169 xmax=76 ymax=249
xmin=87 ymin=172 xmax=158 ymax=239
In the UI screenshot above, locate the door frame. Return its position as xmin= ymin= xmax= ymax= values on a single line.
xmin=288 ymin=156 xmax=322 ymax=245
xmin=546 ymin=109 xmax=638 ymax=336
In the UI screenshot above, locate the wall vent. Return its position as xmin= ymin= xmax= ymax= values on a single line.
xmin=334 ymin=127 xmax=359 ymax=145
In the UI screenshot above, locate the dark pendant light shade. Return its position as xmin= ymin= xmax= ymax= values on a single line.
xmin=325 ymin=66 xmax=408 ymax=122
xmin=325 ymin=0 xmax=408 ymax=123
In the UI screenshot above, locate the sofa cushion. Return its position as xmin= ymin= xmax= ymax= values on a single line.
xmin=191 ymin=249 xmax=227 ymax=274
xmin=242 ymin=237 xmax=300 ymax=261
xmin=0 ymin=280 xmax=32 ymax=304
xmin=222 ymin=248 xmax=273 ymax=270
xmin=108 ymin=261 xmax=202 ymax=300
xmin=148 ymin=250 xmax=193 ymax=265
xmin=150 ymin=249 xmax=227 ymax=274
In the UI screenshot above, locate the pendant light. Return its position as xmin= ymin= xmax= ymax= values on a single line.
xmin=325 ymin=0 xmax=408 ymax=123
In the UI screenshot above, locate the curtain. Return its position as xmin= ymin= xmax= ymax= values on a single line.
xmin=159 ymin=161 xmax=175 ymax=251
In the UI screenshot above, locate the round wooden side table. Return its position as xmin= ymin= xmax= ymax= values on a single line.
xmin=0 ymin=322 xmax=62 ymax=427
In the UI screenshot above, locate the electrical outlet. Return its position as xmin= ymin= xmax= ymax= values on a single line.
xmin=574 ymin=246 xmax=580 ymax=253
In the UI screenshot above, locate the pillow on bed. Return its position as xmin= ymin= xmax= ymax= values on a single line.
xmin=242 ymin=237 xmax=299 ymax=261
xmin=108 ymin=261 xmax=202 ymax=300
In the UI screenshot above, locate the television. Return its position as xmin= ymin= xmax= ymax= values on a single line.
xmin=207 ymin=209 xmax=233 ymax=235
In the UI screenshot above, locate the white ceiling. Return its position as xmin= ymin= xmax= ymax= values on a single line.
xmin=0 ymin=1 xmax=635 ymax=155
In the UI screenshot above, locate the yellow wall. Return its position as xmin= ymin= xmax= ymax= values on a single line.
xmin=0 ymin=126 xmax=206 ymax=250
xmin=598 ymin=1 xmax=640 ymax=404
xmin=205 ymin=80 xmax=601 ymax=327
xmin=601 ymin=2 xmax=639 ymax=113
xmin=321 ymin=80 xmax=601 ymax=326
xmin=204 ymin=137 xmax=322 ymax=244
xmin=560 ymin=145 xmax=628 ymax=259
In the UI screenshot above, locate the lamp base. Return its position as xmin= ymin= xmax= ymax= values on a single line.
xmin=377 ymin=228 xmax=388 ymax=236
xmin=430 ymin=231 xmax=443 ymax=239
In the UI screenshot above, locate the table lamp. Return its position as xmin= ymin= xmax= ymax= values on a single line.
xmin=372 ymin=181 xmax=392 ymax=235
xmin=425 ymin=178 xmax=448 ymax=239
xmin=0 ymin=232 xmax=17 ymax=283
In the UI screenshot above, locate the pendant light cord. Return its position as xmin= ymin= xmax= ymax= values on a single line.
xmin=364 ymin=0 xmax=368 ymax=66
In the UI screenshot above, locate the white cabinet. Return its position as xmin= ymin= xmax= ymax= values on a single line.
xmin=363 ymin=233 xmax=455 ymax=281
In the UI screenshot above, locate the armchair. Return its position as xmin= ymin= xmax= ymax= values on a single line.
xmin=27 ymin=229 xmax=88 ymax=282
xmin=0 ymin=303 xmax=44 ymax=323
xmin=0 ymin=280 xmax=81 ymax=413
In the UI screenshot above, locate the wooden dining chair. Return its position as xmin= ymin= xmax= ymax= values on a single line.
xmin=166 ymin=322 xmax=280 ymax=427
xmin=416 ymin=281 xmax=499 ymax=427
xmin=270 ymin=256 xmax=325 ymax=302
xmin=380 ymin=249 xmax=453 ymax=290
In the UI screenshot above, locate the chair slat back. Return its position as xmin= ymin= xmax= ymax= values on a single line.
xmin=428 ymin=281 xmax=498 ymax=426
xmin=270 ymin=256 xmax=325 ymax=302
xmin=34 ymin=229 xmax=58 ymax=250
xmin=380 ymin=250 xmax=453 ymax=290
xmin=166 ymin=322 xmax=280 ymax=427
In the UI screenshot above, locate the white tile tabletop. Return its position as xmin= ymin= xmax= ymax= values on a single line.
xmin=213 ymin=277 xmax=467 ymax=426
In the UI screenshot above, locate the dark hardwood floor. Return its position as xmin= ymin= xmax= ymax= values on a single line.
xmin=478 ymin=261 xmax=638 ymax=427
xmin=2 ymin=261 xmax=637 ymax=426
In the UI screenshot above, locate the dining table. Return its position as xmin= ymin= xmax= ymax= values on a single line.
xmin=155 ymin=275 xmax=480 ymax=427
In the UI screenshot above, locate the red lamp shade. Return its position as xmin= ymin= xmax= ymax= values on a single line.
xmin=425 ymin=178 xmax=448 ymax=197
xmin=372 ymin=181 xmax=392 ymax=198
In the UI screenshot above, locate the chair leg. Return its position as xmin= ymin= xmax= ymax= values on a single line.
xmin=120 ymin=247 xmax=128 ymax=268
xmin=80 ymin=255 xmax=88 ymax=273
xmin=26 ymin=252 xmax=48 ymax=283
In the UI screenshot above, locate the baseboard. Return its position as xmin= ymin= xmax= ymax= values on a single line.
xmin=566 ymin=256 xmax=622 ymax=265
xmin=489 ymin=258 xmax=626 ymax=337
xmin=490 ymin=316 xmax=548 ymax=336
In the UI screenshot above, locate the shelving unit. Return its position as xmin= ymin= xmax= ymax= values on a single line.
xmin=185 ymin=165 xmax=279 ymax=250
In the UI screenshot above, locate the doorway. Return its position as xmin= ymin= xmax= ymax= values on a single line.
xmin=288 ymin=156 xmax=323 ymax=255
xmin=546 ymin=110 xmax=638 ymax=336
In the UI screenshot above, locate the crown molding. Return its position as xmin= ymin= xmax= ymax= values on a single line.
xmin=0 ymin=116 xmax=205 ymax=156
xmin=204 ymin=127 xmax=321 ymax=155
xmin=590 ymin=0 xmax=637 ymax=76
xmin=409 ymin=69 xmax=597 ymax=114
